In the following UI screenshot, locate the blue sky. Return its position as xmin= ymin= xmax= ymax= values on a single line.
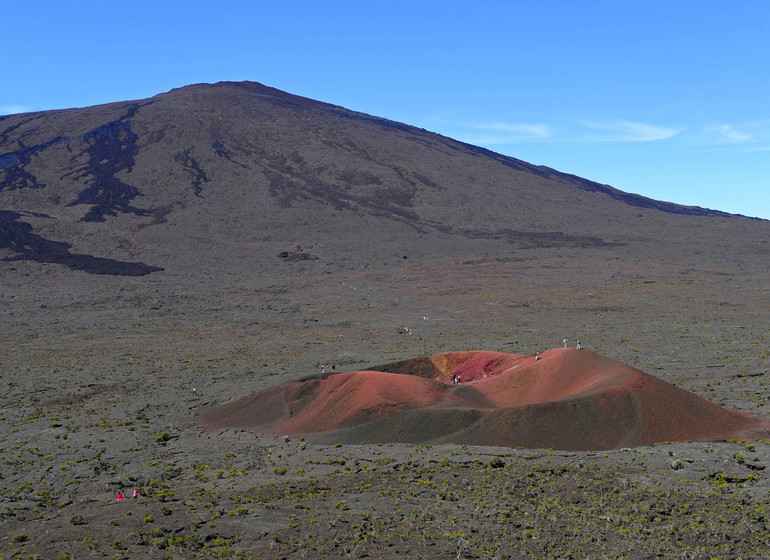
xmin=3 ymin=1 xmax=769 ymax=219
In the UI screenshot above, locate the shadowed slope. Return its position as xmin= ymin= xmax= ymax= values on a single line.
xmin=201 ymin=349 xmax=770 ymax=450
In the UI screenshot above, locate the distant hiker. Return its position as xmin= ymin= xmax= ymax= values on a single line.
xmin=116 ymin=491 xmax=123 ymax=501
xmin=563 ymin=338 xmax=568 ymax=348
xmin=536 ymin=352 xmax=540 ymax=360
xmin=321 ymin=365 xmax=325 ymax=374
xmin=133 ymin=489 xmax=139 ymax=499
xmin=331 ymin=365 xmax=336 ymax=372
xmin=576 ymin=340 xmax=582 ymax=350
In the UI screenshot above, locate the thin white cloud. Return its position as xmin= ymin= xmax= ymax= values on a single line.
xmin=712 ymin=124 xmax=753 ymax=143
xmin=580 ymin=120 xmax=681 ymax=142
xmin=451 ymin=121 xmax=553 ymax=145
xmin=469 ymin=122 xmax=552 ymax=138
xmin=707 ymin=120 xmax=770 ymax=147
xmin=0 ymin=105 xmax=31 ymax=115
xmin=434 ymin=116 xmax=686 ymax=146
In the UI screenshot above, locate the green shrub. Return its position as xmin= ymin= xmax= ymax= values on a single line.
xmin=154 ymin=432 xmax=171 ymax=444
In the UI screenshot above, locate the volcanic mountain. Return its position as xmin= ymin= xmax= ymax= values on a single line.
xmin=1 ymin=81 xmax=766 ymax=279
xmin=201 ymin=348 xmax=770 ymax=451
xmin=5 ymin=81 xmax=770 ymax=560
xmin=3 ymin=81 xmax=769 ymax=453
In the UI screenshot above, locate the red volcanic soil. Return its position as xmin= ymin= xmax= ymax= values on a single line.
xmin=201 ymin=349 xmax=770 ymax=451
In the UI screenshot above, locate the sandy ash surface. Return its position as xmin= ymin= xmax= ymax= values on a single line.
xmin=2 ymin=245 xmax=770 ymax=559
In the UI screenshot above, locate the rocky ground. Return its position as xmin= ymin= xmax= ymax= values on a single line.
xmin=2 ymin=243 xmax=770 ymax=559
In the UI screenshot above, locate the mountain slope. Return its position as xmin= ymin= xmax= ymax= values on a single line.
xmin=0 ymin=81 xmax=765 ymax=276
